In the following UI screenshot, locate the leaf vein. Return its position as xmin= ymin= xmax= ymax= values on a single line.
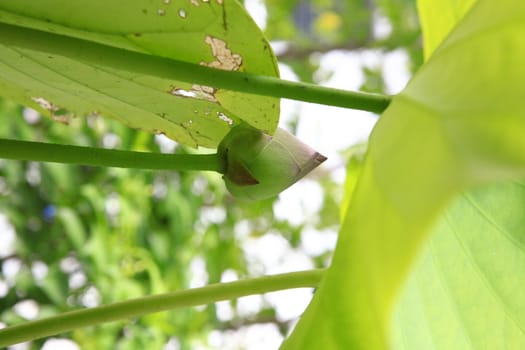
xmin=445 ymin=208 xmax=525 ymax=336
xmin=428 ymin=233 xmax=476 ymax=349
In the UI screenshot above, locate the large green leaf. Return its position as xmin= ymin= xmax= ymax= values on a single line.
xmin=282 ymin=0 xmax=525 ymax=349
xmin=417 ymin=0 xmax=476 ymax=59
xmin=392 ymin=181 xmax=525 ymax=349
xmin=0 ymin=0 xmax=279 ymax=147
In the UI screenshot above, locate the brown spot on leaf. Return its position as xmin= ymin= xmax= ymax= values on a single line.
xmin=167 ymin=38 xmax=241 ymax=104
xmin=203 ymin=36 xmax=242 ymax=71
xmin=190 ymin=84 xmax=217 ymax=102
xmin=217 ymin=111 xmax=233 ymax=125
xmin=53 ymin=115 xmax=71 ymax=125
xmin=31 ymin=97 xmax=58 ymax=113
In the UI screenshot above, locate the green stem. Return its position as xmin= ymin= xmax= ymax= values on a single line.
xmin=0 ymin=139 xmax=223 ymax=172
xmin=0 ymin=23 xmax=390 ymax=114
xmin=0 ymin=269 xmax=324 ymax=347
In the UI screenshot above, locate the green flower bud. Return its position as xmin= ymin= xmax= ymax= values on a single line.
xmin=218 ymin=124 xmax=327 ymax=200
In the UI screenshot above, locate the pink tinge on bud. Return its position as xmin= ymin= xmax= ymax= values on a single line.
xmin=218 ymin=124 xmax=327 ymax=200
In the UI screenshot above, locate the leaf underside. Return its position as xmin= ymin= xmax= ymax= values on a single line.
xmin=282 ymin=0 xmax=525 ymax=349
xmin=0 ymin=0 xmax=280 ymax=148
xmin=393 ymin=180 xmax=525 ymax=349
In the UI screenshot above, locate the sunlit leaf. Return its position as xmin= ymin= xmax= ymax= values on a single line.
xmin=0 ymin=0 xmax=279 ymax=147
xmin=392 ymin=181 xmax=525 ymax=349
xmin=282 ymin=1 xmax=525 ymax=349
xmin=417 ymin=0 xmax=476 ymax=59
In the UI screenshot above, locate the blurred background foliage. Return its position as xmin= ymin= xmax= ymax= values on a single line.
xmin=0 ymin=0 xmax=421 ymax=349
xmin=265 ymin=0 xmax=421 ymax=85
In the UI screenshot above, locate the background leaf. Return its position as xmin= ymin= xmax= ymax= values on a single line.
xmin=282 ymin=0 xmax=525 ymax=349
xmin=0 ymin=0 xmax=279 ymax=147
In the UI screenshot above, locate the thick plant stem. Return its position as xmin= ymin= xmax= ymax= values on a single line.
xmin=0 ymin=23 xmax=390 ymax=114
xmin=0 ymin=269 xmax=324 ymax=347
xmin=0 ymin=139 xmax=223 ymax=172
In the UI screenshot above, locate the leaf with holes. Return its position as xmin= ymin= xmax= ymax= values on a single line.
xmin=282 ymin=0 xmax=525 ymax=349
xmin=0 ymin=0 xmax=279 ymax=147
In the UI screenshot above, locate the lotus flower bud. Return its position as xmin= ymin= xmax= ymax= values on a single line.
xmin=218 ymin=123 xmax=327 ymax=200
